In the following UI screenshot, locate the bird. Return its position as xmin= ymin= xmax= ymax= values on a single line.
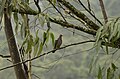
xmin=52 ymin=34 xmax=63 ymax=53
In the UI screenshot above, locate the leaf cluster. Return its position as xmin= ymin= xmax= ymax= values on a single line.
xmin=95 ymin=17 xmax=120 ymax=53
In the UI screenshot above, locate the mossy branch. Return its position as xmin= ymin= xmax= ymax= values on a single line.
xmin=57 ymin=0 xmax=100 ymax=30
xmin=49 ymin=18 xmax=96 ymax=35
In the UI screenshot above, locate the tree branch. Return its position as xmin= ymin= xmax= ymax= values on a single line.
xmin=57 ymin=0 xmax=100 ymax=30
xmin=0 ymin=54 xmax=10 ymax=58
xmin=99 ymin=0 xmax=108 ymax=23
xmin=49 ymin=18 xmax=96 ymax=35
xmin=77 ymin=0 xmax=103 ymax=26
xmin=0 ymin=40 xmax=95 ymax=71
xmin=47 ymin=0 xmax=66 ymax=22
xmin=12 ymin=6 xmax=38 ymax=15
xmin=0 ymin=39 xmax=119 ymax=71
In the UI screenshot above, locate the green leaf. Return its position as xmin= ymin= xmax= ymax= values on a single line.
xmin=50 ymin=32 xmax=55 ymax=46
xmin=107 ymin=67 xmax=111 ymax=79
xmin=21 ymin=35 xmax=28 ymax=46
xmin=98 ymin=66 xmax=102 ymax=79
xmin=104 ymin=39 xmax=109 ymax=54
xmin=45 ymin=14 xmax=51 ymax=30
xmin=95 ymin=27 xmax=103 ymax=44
xmin=109 ymin=22 xmax=118 ymax=41
xmin=25 ymin=40 xmax=32 ymax=54
xmin=45 ymin=32 xmax=50 ymax=43
xmin=20 ymin=22 xmax=25 ymax=38
xmin=111 ymin=63 xmax=118 ymax=71
xmin=34 ymin=30 xmax=39 ymax=45
xmin=38 ymin=14 xmax=45 ymax=27
xmin=21 ymin=14 xmax=29 ymax=37
xmin=89 ymin=57 xmax=94 ymax=74
xmin=13 ymin=12 xmax=18 ymax=24
xmin=37 ymin=42 xmax=43 ymax=56
xmin=117 ymin=23 xmax=120 ymax=37
xmin=43 ymin=32 xmax=47 ymax=45
xmin=25 ymin=35 xmax=34 ymax=54
xmin=33 ymin=30 xmax=40 ymax=56
xmin=33 ymin=42 xmax=39 ymax=57
xmin=13 ymin=12 xmax=19 ymax=34
xmin=18 ymin=2 xmax=36 ymax=13
xmin=96 ymin=40 xmax=102 ymax=53
xmin=52 ymin=0 xmax=57 ymax=5
xmin=30 ymin=35 xmax=34 ymax=45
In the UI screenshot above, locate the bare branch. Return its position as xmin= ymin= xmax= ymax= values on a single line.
xmin=34 ymin=0 xmax=41 ymax=13
xmin=47 ymin=0 xmax=66 ymax=22
xmin=99 ymin=0 xmax=108 ymax=23
xmin=77 ymin=0 xmax=103 ymax=26
xmin=87 ymin=0 xmax=91 ymax=11
xmin=0 ymin=54 xmax=10 ymax=58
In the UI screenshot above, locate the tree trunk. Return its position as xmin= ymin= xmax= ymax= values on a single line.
xmin=4 ymin=8 xmax=27 ymax=79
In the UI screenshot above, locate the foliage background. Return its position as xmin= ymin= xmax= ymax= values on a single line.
xmin=0 ymin=0 xmax=120 ymax=79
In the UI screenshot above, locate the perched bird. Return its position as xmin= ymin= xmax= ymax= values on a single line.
xmin=52 ymin=34 xmax=63 ymax=53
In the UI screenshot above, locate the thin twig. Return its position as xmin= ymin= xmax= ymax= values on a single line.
xmin=32 ymin=74 xmax=41 ymax=79
xmin=57 ymin=0 xmax=100 ymax=30
xmin=87 ymin=0 xmax=91 ymax=11
xmin=77 ymin=0 xmax=103 ymax=26
xmin=0 ymin=54 xmax=10 ymax=58
xmin=34 ymin=0 xmax=41 ymax=13
xmin=47 ymin=0 xmax=66 ymax=22
xmin=32 ymin=65 xmax=49 ymax=69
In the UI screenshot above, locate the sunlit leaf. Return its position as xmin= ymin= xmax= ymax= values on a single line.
xmin=98 ymin=66 xmax=102 ymax=79
xmin=34 ymin=42 xmax=39 ymax=57
xmin=25 ymin=35 xmax=34 ymax=54
xmin=109 ymin=22 xmax=119 ymax=41
xmin=45 ymin=32 xmax=50 ymax=43
xmin=25 ymin=40 xmax=31 ymax=54
xmin=33 ymin=30 xmax=40 ymax=56
xmin=34 ymin=30 xmax=39 ymax=45
xmin=21 ymin=14 xmax=29 ymax=37
xmin=21 ymin=35 xmax=28 ymax=46
xmin=37 ymin=42 xmax=43 ymax=56
xmin=18 ymin=2 xmax=36 ymax=13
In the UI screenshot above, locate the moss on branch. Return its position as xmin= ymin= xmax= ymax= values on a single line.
xmin=57 ymin=0 xmax=100 ymax=30
xmin=49 ymin=18 xmax=96 ymax=35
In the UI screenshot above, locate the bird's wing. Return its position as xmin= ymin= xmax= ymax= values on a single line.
xmin=53 ymin=35 xmax=62 ymax=53
xmin=54 ymin=39 xmax=58 ymax=49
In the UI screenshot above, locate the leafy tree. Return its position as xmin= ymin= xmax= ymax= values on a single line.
xmin=0 ymin=0 xmax=120 ymax=79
